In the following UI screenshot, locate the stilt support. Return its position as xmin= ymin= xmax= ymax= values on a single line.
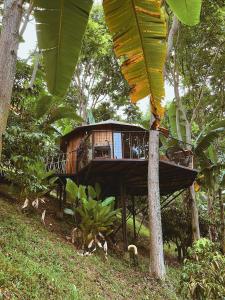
xmin=132 ymin=196 xmax=137 ymax=243
xmin=120 ymin=183 xmax=128 ymax=251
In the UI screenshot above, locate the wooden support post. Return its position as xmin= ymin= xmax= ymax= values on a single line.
xmin=121 ymin=182 xmax=128 ymax=251
xmin=62 ymin=182 xmax=67 ymax=208
xmin=56 ymin=183 xmax=64 ymax=219
xmin=132 ymin=196 xmax=137 ymax=243
xmin=59 ymin=184 xmax=63 ymax=210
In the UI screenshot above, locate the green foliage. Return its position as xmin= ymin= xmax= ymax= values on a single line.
xmin=180 ymin=238 xmax=225 ymax=300
xmin=76 ymin=198 xmax=119 ymax=247
xmin=195 ymin=124 xmax=225 ymax=155
xmin=35 ymin=94 xmax=83 ymax=133
xmin=65 ymin=180 xmax=119 ymax=249
xmin=67 ymin=6 xmax=138 ymax=123
xmin=35 ymin=95 xmax=53 ymax=119
xmin=162 ymin=201 xmax=208 ymax=261
xmin=34 ymin=0 xmax=93 ymax=97
xmin=166 ymin=0 xmax=202 ymax=26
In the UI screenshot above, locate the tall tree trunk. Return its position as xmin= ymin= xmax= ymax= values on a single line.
xmin=219 ymin=189 xmax=225 ymax=254
xmin=0 ymin=0 xmax=23 ymax=158
xmin=173 ymin=59 xmax=200 ymax=242
xmin=148 ymin=127 xmax=165 ymax=280
xmin=190 ymin=183 xmax=201 ymax=241
xmin=189 ymin=157 xmax=200 ymax=241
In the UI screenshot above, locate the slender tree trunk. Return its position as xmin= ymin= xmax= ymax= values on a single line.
xmin=148 ymin=127 xmax=165 ymax=280
xmin=207 ymin=190 xmax=217 ymax=242
xmin=166 ymin=16 xmax=179 ymax=62
xmin=219 ymin=189 xmax=225 ymax=254
xmin=188 ymin=156 xmax=200 ymax=241
xmin=0 ymin=0 xmax=23 ymax=158
xmin=173 ymin=58 xmax=200 ymax=242
xmin=190 ymin=183 xmax=201 ymax=241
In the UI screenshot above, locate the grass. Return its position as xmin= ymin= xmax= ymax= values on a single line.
xmin=0 ymin=197 xmax=182 ymax=300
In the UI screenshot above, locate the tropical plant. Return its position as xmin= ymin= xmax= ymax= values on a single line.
xmin=65 ymin=179 xmax=119 ymax=254
xmin=180 ymin=238 xmax=225 ymax=300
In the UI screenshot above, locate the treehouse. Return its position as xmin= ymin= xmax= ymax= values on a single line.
xmin=47 ymin=120 xmax=197 ymax=197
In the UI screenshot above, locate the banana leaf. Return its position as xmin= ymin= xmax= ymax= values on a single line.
xmin=36 ymin=95 xmax=53 ymax=119
xmin=166 ymin=0 xmax=202 ymax=26
xmin=34 ymin=0 xmax=93 ymax=97
xmin=103 ymin=0 xmax=167 ymax=120
xmin=195 ymin=127 xmax=225 ymax=155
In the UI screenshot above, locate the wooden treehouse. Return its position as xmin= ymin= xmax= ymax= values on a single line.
xmin=47 ymin=120 xmax=197 ymax=248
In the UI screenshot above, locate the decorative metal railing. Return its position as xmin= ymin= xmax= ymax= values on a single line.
xmin=45 ymin=130 xmax=193 ymax=175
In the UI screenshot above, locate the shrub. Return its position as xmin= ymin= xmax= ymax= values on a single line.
xmin=65 ymin=179 xmax=120 ymax=254
xmin=180 ymin=238 xmax=225 ymax=300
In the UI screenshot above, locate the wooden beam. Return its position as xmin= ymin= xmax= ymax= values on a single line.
xmin=120 ymin=182 xmax=128 ymax=251
xmin=132 ymin=196 xmax=137 ymax=243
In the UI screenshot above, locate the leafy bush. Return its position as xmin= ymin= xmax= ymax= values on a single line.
xmin=180 ymin=238 xmax=225 ymax=300
xmin=65 ymin=179 xmax=120 ymax=253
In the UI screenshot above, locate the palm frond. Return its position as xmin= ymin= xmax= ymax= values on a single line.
xmin=34 ymin=0 xmax=93 ymax=97
xmin=103 ymin=0 xmax=167 ymax=120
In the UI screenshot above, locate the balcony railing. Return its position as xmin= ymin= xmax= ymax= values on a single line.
xmin=46 ymin=130 xmax=193 ymax=174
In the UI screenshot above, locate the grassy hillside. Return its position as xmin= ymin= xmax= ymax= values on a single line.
xmin=0 ymin=197 xmax=181 ymax=300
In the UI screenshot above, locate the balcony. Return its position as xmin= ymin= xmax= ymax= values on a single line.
xmin=46 ymin=130 xmax=193 ymax=176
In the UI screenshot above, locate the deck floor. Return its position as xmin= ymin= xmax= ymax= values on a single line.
xmin=60 ymin=159 xmax=197 ymax=196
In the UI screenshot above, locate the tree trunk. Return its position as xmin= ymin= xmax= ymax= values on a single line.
xmin=148 ymin=128 xmax=165 ymax=280
xmin=173 ymin=61 xmax=200 ymax=242
xmin=189 ymin=157 xmax=200 ymax=241
xmin=166 ymin=16 xmax=179 ymax=62
xmin=0 ymin=0 xmax=23 ymax=158
xmin=219 ymin=189 xmax=225 ymax=254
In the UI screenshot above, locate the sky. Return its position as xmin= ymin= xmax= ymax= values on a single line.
xmin=18 ymin=11 xmax=175 ymax=115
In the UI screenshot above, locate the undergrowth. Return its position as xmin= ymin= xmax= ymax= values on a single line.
xmin=0 ymin=197 xmax=181 ymax=300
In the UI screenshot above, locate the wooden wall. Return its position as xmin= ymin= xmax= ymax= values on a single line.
xmin=65 ymin=133 xmax=83 ymax=174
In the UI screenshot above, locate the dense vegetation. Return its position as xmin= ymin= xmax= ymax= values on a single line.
xmin=0 ymin=0 xmax=224 ymax=299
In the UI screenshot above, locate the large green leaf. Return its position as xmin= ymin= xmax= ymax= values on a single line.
xmin=66 ymin=178 xmax=79 ymax=201
xmin=34 ymin=0 xmax=93 ymax=97
xmin=36 ymin=95 xmax=53 ymax=119
xmin=195 ymin=127 xmax=225 ymax=155
xmin=103 ymin=0 xmax=167 ymax=120
xmin=166 ymin=0 xmax=202 ymax=26
xmin=47 ymin=107 xmax=83 ymax=124
xmin=101 ymin=196 xmax=115 ymax=207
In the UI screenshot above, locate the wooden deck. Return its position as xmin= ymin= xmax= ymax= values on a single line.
xmin=59 ymin=159 xmax=197 ymax=196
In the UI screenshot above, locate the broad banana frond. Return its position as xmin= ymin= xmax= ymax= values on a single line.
xmin=103 ymin=0 xmax=167 ymax=120
xmin=34 ymin=0 xmax=93 ymax=97
xmin=195 ymin=127 xmax=225 ymax=155
xmin=47 ymin=107 xmax=83 ymax=125
xmin=166 ymin=0 xmax=202 ymax=26
xmin=35 ymin=95 xmax=53 ymax=119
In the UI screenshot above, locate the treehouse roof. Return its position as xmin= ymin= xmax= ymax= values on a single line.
xmin=62 ymin=119 xmax=147 ymax=141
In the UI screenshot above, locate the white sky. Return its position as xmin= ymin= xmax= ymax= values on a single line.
xmin=18 ymin=12 xmax=175 ymax=115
